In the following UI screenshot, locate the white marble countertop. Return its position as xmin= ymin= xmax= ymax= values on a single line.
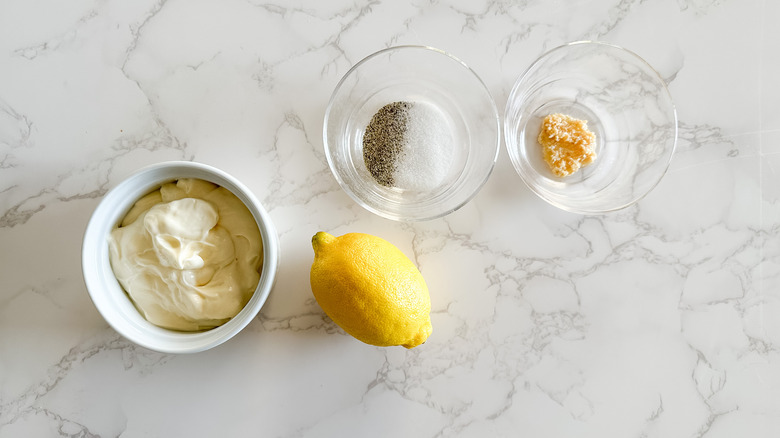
xmin=1 ymin=0 xmax=778 ymax=436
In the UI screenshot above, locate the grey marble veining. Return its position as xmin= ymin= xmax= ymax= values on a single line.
xmin=0 ymin=0 xmax=778 ymax=436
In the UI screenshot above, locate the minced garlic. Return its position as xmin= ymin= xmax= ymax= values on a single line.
xmin=538 ymin=113 xmax=597 ymax=177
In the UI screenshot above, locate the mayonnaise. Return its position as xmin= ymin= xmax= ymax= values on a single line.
xmin=108 ymin=178 xmax=263 ymax=331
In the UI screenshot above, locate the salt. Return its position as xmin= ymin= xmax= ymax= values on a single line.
xmin=362 ymin=101 xmax=453 ymax=192
xmin=393 ymin=102 xmax=453 ymax=191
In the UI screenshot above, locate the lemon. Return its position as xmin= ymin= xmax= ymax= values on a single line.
xmin=310 ymin=232 xmax=432 ymax=348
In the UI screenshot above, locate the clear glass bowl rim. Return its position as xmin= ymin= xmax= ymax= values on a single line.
xmin=323 ymin=45 xmax=501 ymax=221
xmin=503 ymin=40 xmax=678 ymax=214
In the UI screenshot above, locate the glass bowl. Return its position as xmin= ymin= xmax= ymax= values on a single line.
xmin=324 ymin=45 xmax=500 ymax=221
xmin=82 ymin=161 xmax=279 ymax=353
xmin=504 ymin=41 xmax=677 ymax=214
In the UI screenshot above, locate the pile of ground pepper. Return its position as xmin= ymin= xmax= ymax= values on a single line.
xmin=362 ymin=101 xmax=453 ymax=191
xmin=362 ymin=101 xmax=412 ymax=187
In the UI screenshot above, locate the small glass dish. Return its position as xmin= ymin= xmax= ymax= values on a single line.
xmin=324 ymin=45 xmax=500 ymax=221
xmin=504 ymin=41 xmax=677 ymax=214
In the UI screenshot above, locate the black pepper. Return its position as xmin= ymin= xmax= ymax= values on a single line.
xmin=362 ymin=101 xmax=412 ymax=187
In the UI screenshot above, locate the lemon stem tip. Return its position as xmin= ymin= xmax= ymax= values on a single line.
xmin=312 ymin=231 xmax=335 ymax=251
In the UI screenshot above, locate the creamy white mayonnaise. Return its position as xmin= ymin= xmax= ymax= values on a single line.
xmin=108 ymin=178 xmax=263 ymax=331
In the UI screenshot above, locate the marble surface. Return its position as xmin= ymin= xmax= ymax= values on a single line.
xmin=1 ymin=0 xmax=778 ymax=436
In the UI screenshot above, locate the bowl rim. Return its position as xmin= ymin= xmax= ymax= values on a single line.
xmin=81 ymin=161 xmax=279 ymax=353
xmin=323 ymin=44 xmax=501 ymax=221
xmin=503 ymin=40 xmax=678 ymax=214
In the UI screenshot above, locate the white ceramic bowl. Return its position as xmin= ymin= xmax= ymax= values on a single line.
xmin=82 ymin=161 xmax=279 ymax=353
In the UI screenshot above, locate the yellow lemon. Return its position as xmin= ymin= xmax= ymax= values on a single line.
xmin=310 ymin=232 xmax=432 ymax=348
